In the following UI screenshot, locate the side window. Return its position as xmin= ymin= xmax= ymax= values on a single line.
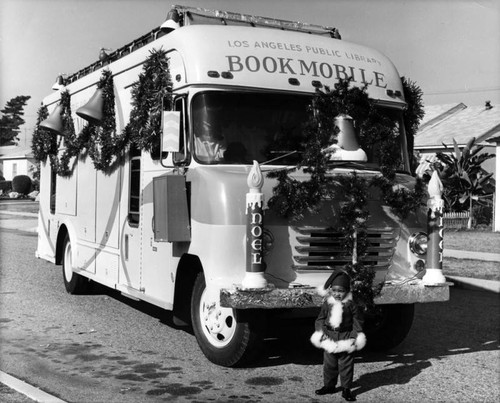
xmin=128 ymin=146 xmax=141 ymax=225
xmin=50 ymin=168 xmax=57 ymax=214
xmin=173 ymin=97 xmax=187 ymax=164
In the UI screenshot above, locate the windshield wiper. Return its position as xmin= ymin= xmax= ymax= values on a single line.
xmin=327 ymin=161 xmax=372 ymax=170
xmin=261 ymin=150 xmax=299 ymax=166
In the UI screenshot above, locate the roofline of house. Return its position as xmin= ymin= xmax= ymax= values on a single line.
xmin=415 ymin=142 xmax=496 ymax=151
xmin=418 ymin=103 xmax=467 ymax=131
xmin=479 ymin=123 xmax=500 ymax=143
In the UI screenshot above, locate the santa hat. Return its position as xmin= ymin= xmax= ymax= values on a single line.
xmin=324 ymin=269 xmax=351 ymax=291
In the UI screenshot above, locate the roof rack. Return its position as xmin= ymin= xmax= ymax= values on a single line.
xmin=173 ymin=5 xmax=340 ymax=37
xmin=64 ymin=5 xmax=340 ymax=85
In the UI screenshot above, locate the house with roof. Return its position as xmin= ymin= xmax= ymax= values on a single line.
xmin=0 ymin=145 xmax=36 ymax=181
xmin=414 ymin=101 xmax=499 ymax=231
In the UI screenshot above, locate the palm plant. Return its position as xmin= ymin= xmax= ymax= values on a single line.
xmin=434 ymin=137 xmax=494 ymax=228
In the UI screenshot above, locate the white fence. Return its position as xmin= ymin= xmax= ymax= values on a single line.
xmin=443 ymin=211 xmax=470 ymax=229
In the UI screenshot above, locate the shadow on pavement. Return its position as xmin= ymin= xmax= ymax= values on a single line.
xmin=252 ymin=287 xmax=499 ymax=373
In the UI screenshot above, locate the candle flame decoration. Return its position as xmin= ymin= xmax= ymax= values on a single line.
xmin=428 ymin=170 xmax=443 ymax=199
xmin=247 ymin=160 xmax=264 ymax=192
xmin=427 ymin=170 xmax=444 ymax=219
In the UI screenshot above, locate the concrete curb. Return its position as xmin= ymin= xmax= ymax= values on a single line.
xmin=0 ymin=371 xmax=66 ymax=403
xmin=446 ymin=276 xmax=500 ymax=294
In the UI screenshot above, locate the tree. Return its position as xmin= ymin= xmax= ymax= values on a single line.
xmin=0 ymin=95 xmax=31 ymax=146
xmin=434 ymin=137 xmax=495 ymax=228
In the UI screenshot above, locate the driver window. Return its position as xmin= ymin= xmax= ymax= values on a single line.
xmin=172 ymin=97 xmax=187 ymax=164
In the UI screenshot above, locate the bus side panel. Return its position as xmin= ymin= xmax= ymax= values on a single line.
xmin=75 ymin=243 xmax=96 ymax=274
xmin=95 ymin=249 xmax=119 ymax=287
xmin=76 ymin=156 xmax=96 ymax=243
xmin=55 ymin=159 xmax=77 ymax=216
xmin=95 ymin=167 xmax=121 ymax=248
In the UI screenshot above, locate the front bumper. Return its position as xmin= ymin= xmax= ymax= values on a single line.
xmin=220 ymin=280 xmax=451 ymax=309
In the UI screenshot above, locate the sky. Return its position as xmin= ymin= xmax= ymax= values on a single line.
xmin=1 ymin=0 xmax=499 ymax=147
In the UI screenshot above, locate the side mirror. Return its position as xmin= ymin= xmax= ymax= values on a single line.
xmin=161 ymin=111 xmax=181 ymax=153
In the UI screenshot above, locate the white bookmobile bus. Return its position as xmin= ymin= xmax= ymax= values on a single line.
xmin=36 ymin=6 xmax=449 ymax=366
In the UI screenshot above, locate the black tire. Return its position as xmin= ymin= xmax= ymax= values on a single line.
xmin=62 ymin=234 xmax=88 ymax=294
xmin=365 ymin=304 xmax=415 ymax=351
xmin=190 ymin=272 xmax=264 ymax=367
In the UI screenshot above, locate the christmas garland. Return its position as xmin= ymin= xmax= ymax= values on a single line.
xmin=85 ymin=69 xmax=127 ymax=171
xmin=50 ymin=90 xmax=80 ymax=177
xmin=268 ymin=78 xmax=425 ymax=307
xmin=127 ymin=48 xmax=173 ymax=157
xmin=32 ymin=105 xmax=57 ymax=163
xmin=32 ymin=48 xmax=173 ymax=173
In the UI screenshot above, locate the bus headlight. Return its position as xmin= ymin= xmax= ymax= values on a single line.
xmin=409 ymin=232 xmax=428 ymax=256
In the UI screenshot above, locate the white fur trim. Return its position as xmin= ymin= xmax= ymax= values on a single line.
xmin=355 ymin=332 xmax=367 ymax=350
xmin=324 ymin=292 xmax=352 ymax=329
xmin=327 ymin=297 xmax=343 ymax=328
xmin=316 ymin=284 xmax=328 ymax=297
xmin=310 ymin=330 xmax=324 ymax=349
xmin=310 ymin=330 xmax=367 ymax=354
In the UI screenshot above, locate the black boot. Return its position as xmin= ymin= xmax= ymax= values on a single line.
xmin=342 ymin=388 xmax=356 ymax=401
xmin=315 ymin=386 xmax=336 ymax=395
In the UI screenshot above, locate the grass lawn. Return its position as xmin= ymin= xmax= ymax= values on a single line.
xmin=0 ymin=199 xmax=39 ymax=214
xmin=445 ymin=230 xmax=500 ymax=253
xmin=443 ymin=258 xmax=500 ymax=281
xmin=443 ymin=230 xmax=499 ymax=281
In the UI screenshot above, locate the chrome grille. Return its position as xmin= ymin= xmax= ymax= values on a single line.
xmin=292 ymin=227 xmax=397 ymax=272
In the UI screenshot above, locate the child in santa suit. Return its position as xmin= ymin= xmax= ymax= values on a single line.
xmin=311 ymin=269 xmax=366 ymax=401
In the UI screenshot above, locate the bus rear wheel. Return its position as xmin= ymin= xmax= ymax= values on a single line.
xmin=365 ymin=304 xmax=415 ymax=351
xmin=191 ymin=272 xmax=264 ymax=367
xmin=62 ymin=234 xmax=88 ymax=294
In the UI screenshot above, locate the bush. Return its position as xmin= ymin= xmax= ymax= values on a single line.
xmin=0 ymin=180 xmax=12 ymax=193
xmin=12 ymin=175 xmax=32 ymax=195
xmin=473 ymin=203 xmax=493 ymax=227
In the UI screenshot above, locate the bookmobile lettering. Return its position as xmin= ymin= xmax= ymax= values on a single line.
xmin=226 ymin=55 xmax=386 ymax=88
xmin=226 ymin=40 xmax=386 ymax=87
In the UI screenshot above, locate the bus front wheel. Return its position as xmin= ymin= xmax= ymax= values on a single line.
xmin=191 ymin=272 xmax=264 ymax=367
xmin=365 ymin=304 xmax=415 ymax=351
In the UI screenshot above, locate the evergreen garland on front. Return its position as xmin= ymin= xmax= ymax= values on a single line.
xmin=268 ymin=78 xmax=425 ymax=307
xmin=402 ymin=76 xmax=425 ymax=173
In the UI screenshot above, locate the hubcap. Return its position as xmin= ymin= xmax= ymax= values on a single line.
xmin=199 ymin=288 xmax=236 ymax=347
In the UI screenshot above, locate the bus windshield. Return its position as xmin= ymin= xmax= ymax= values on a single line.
xmin=191 ymin=91 xmax=409 ymax=171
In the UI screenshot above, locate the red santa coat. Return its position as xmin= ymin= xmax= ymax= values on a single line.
xmin=310 ymin=290 xmax=366 ymax=354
